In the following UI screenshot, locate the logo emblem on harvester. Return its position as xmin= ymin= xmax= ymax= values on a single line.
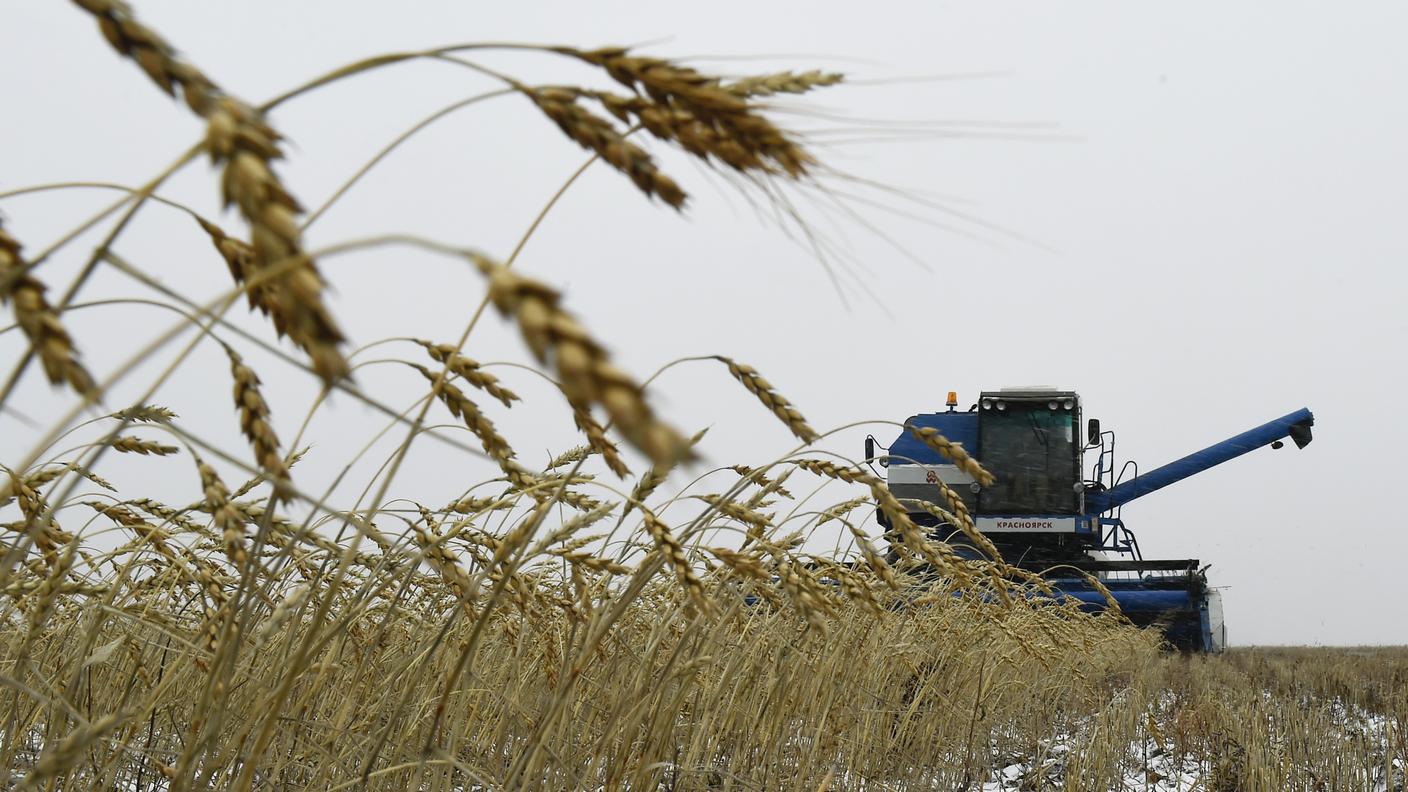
xmin=925 ymin=470 xmax=938 ymax=484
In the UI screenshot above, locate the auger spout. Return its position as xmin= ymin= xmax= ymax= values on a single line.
xmin=1083 ymin=408 xmax=1314 ymax=514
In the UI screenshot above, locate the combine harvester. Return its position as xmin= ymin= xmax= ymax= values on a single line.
xmin=868 ymin=389 xmax=1314 ymax=651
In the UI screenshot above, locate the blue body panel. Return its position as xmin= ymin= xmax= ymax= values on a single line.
xmin=1084 ymin=408 xmax=1314 ymax=513
xmin=1056 ymin=587 xmax=1192 ymax=614
xmin=1048 ymin=580 xmax=1205 ymax=649
xmin=887 ymin=412 xmax=977 ymax=465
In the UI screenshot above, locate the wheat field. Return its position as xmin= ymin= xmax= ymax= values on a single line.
xmin=1 ymin=3 xmax=1402 ymax=790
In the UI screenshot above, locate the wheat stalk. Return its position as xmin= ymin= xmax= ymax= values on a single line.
xmin=126 ymin=497 xmax=213 ymax=539
xmin=816 ymin=496 xmax=871 ymax=526
xmin=14 ymin=464 xmax=114 ymax=495
xmin=838 ymin=516 xmax=899 ymax=590
xmin=445 ymin=495 xmax=516 ymax=515
xmin=5 ymin=474 xmax=68 ymax=569
xmin=0 ymin=19 xmax=1182 ymax=790
xmin=571 ymin=405 xmax=630 ymax=477
xmin=545 ymin=445 xmax=593 ymax=469
xmin=728 ymin=464 xmax=794 ymax=498
xmin=17 ymin=712 xmax=125 ymax=792
xmin=412 ymin=510 xmax=478 ymax=613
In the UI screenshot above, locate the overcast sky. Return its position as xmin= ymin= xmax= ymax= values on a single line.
xmin=4 ymin=2 xmax=1405 ymax=645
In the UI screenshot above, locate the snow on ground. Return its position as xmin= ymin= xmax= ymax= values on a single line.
xmin=979 ymin=694 xmax=1404 ymax=792
xmin=980 ymin=737 xmax=1207 ymax=792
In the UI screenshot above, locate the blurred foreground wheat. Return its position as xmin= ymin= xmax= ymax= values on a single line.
xmin=0 ymin=3 xmax=1173 ymax=790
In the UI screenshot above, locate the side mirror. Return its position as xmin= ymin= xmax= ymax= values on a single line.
xmin=865 ymin=436 xmax=875 ymax=461
xmin=1087 ymin=418 xmax=1101 ymax=446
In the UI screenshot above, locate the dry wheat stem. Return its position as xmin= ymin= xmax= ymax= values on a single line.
xmin=0 ymin=24 xmax=1180 ymax=790
xmin=410 ymin=363 xmax=531 ymax=489
xmin=0 ymin=144 xmax=205 ymax=414
xmin=94 ymin=253 xmax=490 ymax=462
xmin=792 ymin=457 xmax=969 ymax=583
xmin=3 ymin=333 xmax=370 ymax=593
xmin=283 ymin=141 xmax=622 ymax=748
xmin=2 ymin=227 xmax=346 ymax=573
xmin=195 ymin=458 xmax=247 ymax=569
xmin=257 ymin=333 xmax=556 ymax=782
xmin=302 ymin=88 xmax=518 ymax=229
xmin=728 ymin=464 xmax=795 ymax=499
xmin=545 ymin=444 xmax=593 ymax=470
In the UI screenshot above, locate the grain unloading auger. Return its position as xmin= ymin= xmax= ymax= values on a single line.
xmin=867 ymin=389 xmax=1315 ymax=652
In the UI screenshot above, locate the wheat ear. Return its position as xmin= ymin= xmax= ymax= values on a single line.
xmin=410 ymin=363 xmax=533 ymax=489
xmin=526 ymin=87 xmax=686 ymax=208
xmin=638 ymin=506 xmax=707 ymax=612
xmin=195 ymin=458 xmax=246 ymax=567
xmin=723 ymin=70 xmax=845 ymax=97
xmin=571 ymin=405 xmax=630 ymax=477
xmin=110 ymin=404 xmax=176 ymax=423
xmin=716 ymin=357 xmax=819 ymax=443
xmin=793 ymin=459 xmax=969 ymax=583
xmin=224 ymin=346 xmax=291 ymax=500
xmin=413 ymin=339 xmax=520 ymax=408
xmin=558 ymin=47 xmax=816 ymax=177
xmin=905 ymin=423 xmax=995 ymax=486
xmin=18 ymin=713 xmax=125 ymax=792
xmin=470 ymin=254 xmax=692 ymax=468
xmin=72 ymin=0 xmax=348 ymax=382
xmin=0 ymin=223 xmax=97 ymax=400
xmin=109 ymin=436 xmax=180 ymax=456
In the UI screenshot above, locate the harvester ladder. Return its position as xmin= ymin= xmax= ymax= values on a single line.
xmin=1092 ymin=432 xmax=1117 ymax=491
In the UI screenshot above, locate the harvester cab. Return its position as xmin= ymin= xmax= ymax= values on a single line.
xmin=869 ymin=389 xmax=1314 ymax=652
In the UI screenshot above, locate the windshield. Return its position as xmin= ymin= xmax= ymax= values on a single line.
xmin=977 ymin=402 xmax=1080 ymax=515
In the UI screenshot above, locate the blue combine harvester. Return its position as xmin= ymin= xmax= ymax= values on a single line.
xmin=867 ymin=389 xmax=1314 ymax=652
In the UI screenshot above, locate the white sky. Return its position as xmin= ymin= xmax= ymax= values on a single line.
xmin=3 ymin=1 xmax=1405 ymax=645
